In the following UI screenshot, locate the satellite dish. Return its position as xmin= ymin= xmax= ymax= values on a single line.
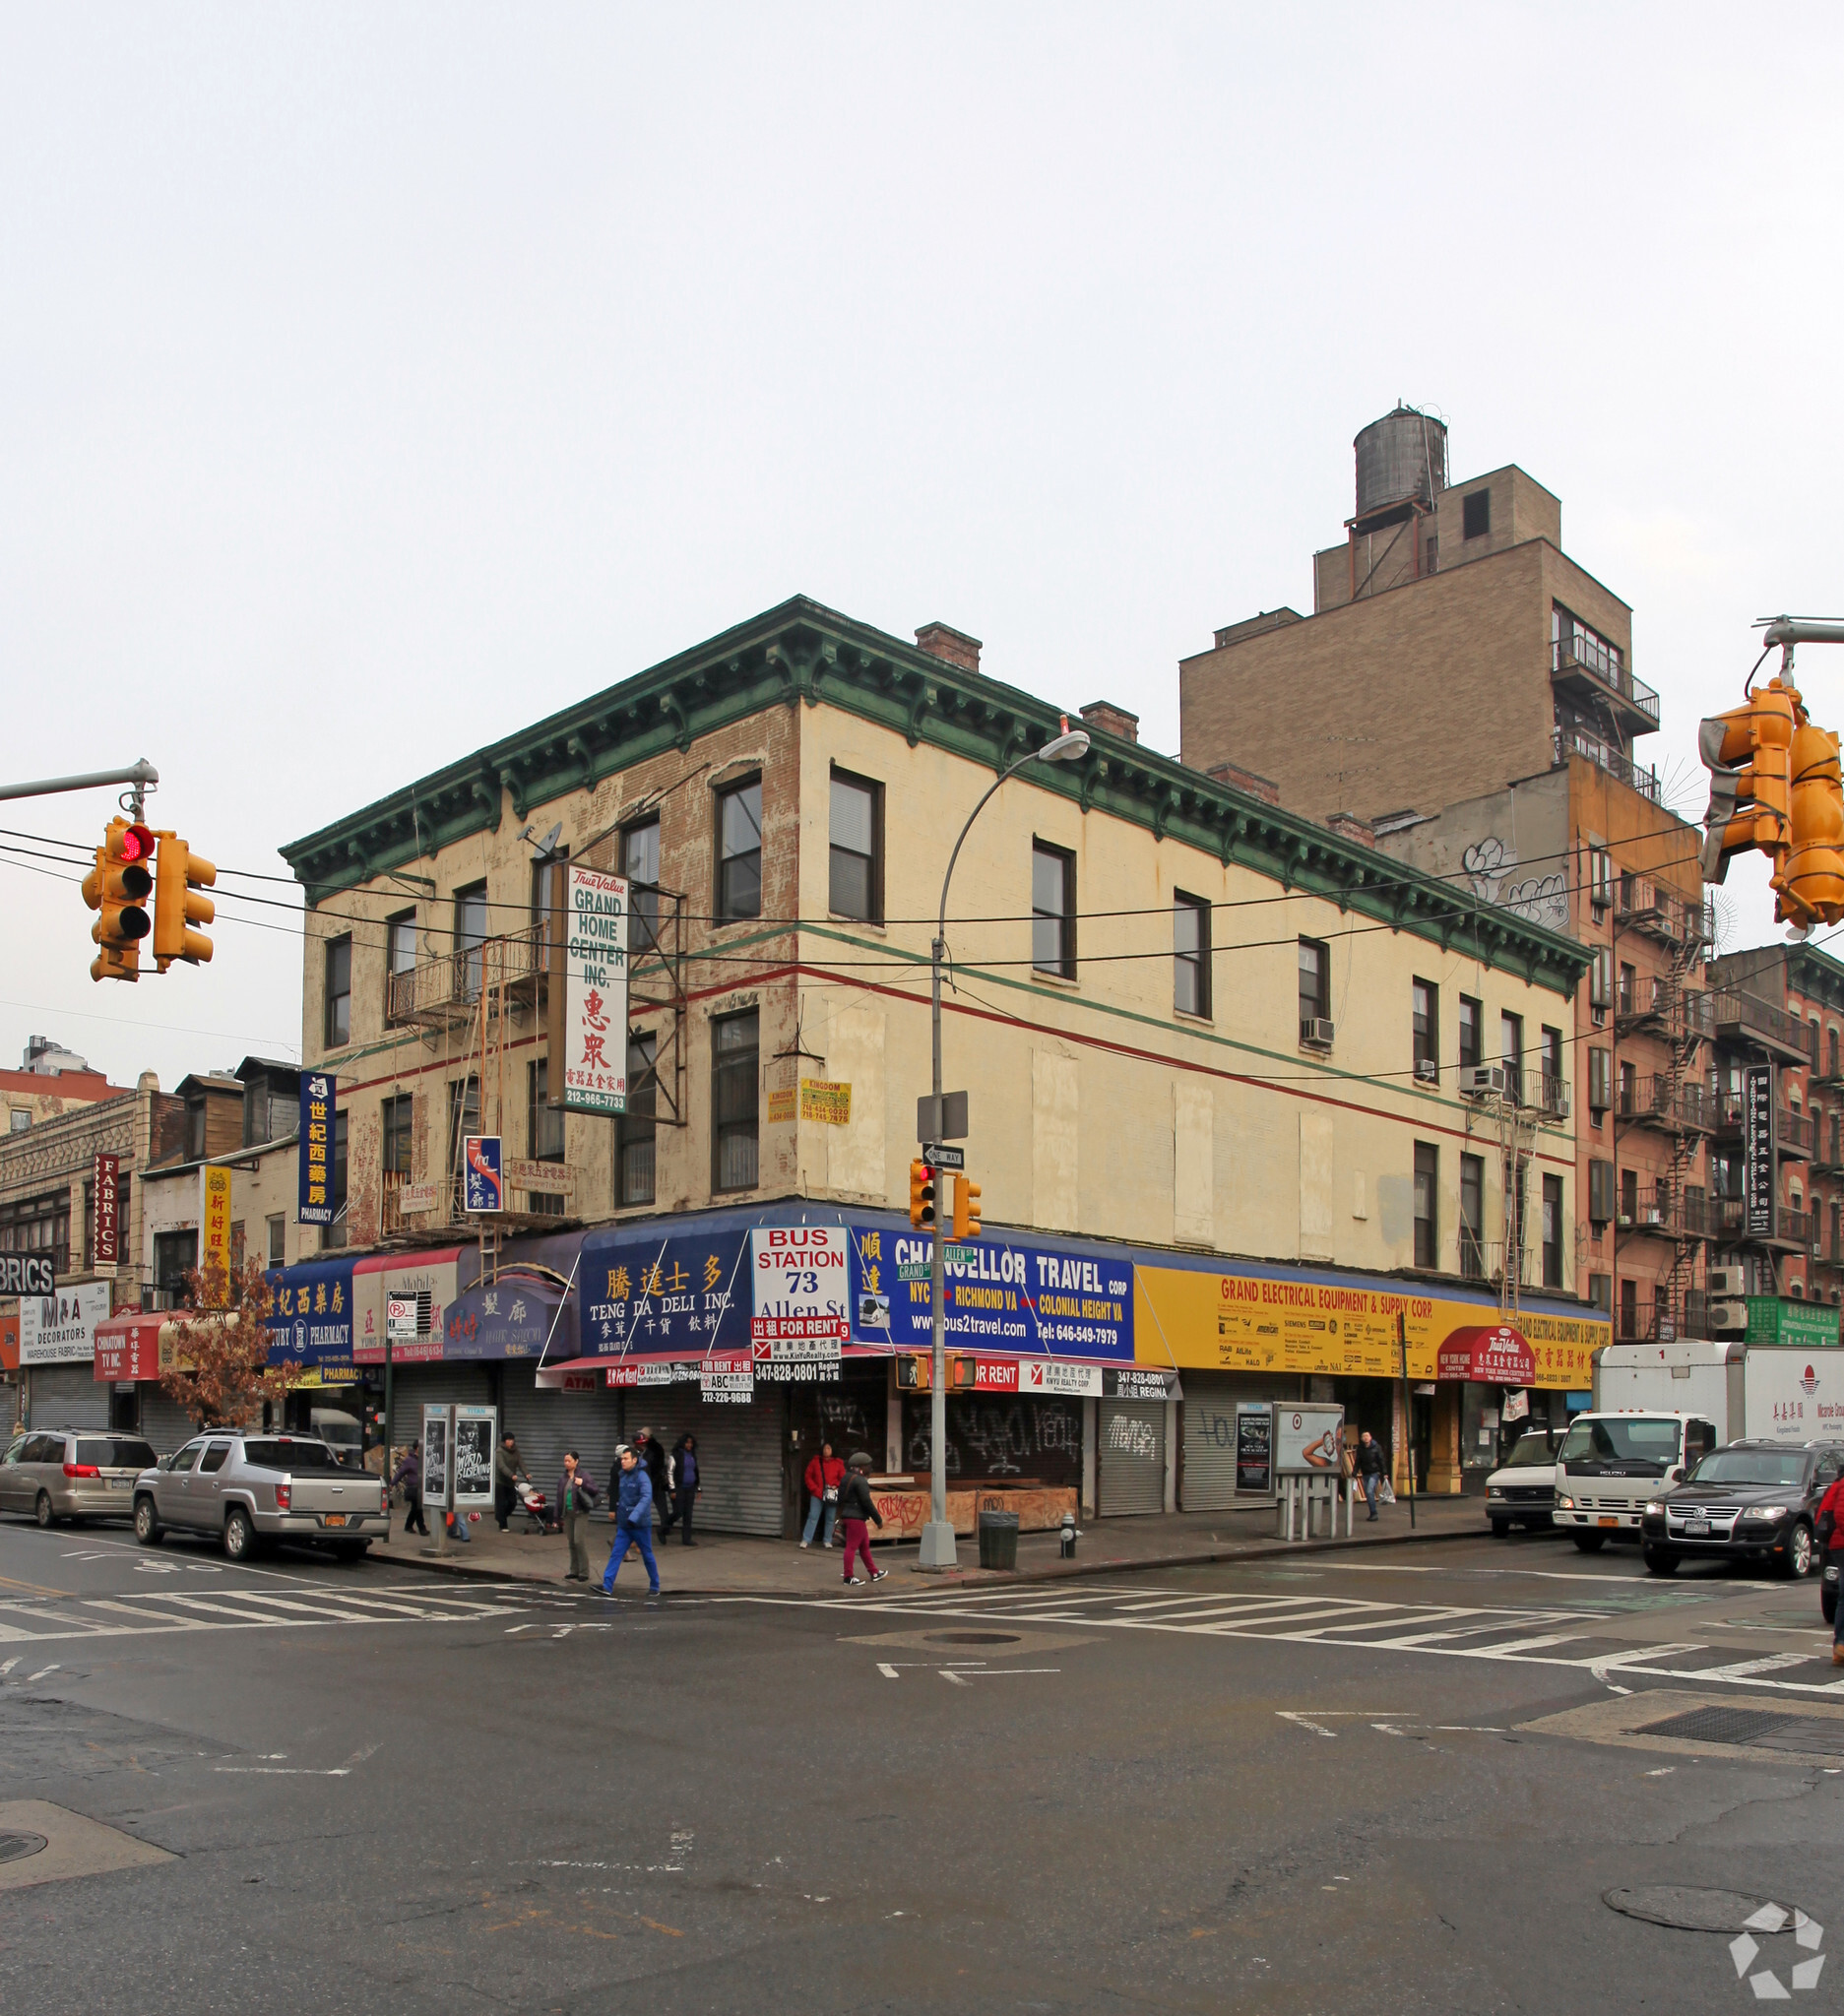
xmin=540 ymin=822 xmax=563 ymax=854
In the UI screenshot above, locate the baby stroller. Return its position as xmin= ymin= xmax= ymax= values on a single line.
xmin=509 ymin=1475 xmax=555 ymax=1535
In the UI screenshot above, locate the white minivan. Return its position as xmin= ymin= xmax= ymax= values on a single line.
xmin=1552 ymin=1410 xmax=1718 ymax=1551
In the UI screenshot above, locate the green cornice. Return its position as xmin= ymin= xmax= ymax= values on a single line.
xmin=281 ymin=595 xmax=1589 ymax=996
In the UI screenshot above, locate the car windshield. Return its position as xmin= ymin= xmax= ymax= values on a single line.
xmin=1559 ymin=1418 xmax=1683 ymax=1467
xmin=1687 ymin=1449 xmax=1811 ymax=1487
xmin=313 ymin=1419 xmax=361 ymax=1448
xmin=240 ymin=1438 xmax=342 ymax=1471
xmin=75 ymin=1438 xmax=158 ymax=1470
xmin=1504 ymin=1433 xmax=1556 ymax=1469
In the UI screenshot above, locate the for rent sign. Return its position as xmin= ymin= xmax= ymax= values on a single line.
xmin=562 ymin=865 xmax=627 ymax=1115
xmin=751 ymin=1226 xmax=849 ymax=1353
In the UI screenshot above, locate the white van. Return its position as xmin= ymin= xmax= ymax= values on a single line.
xmin=1553 ymin=1410 xmax=1719 ymax=1551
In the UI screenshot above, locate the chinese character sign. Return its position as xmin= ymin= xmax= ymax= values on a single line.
xmin=751 ymin=1226 xmax=849 ymax=1352
xmin=199 ymin=1165 xmax=232 ymax=1307
xmin=1745 ymin=1064 xmax=1774 ymax=1238
xmin=463 ymin=1135 xmax=504 ymax=1214
xmin=298 ymin=1071 xmax=337 ymax=1226
xmin=94 ymin=1153 xmax=119 ymax=1266
xmin=564 ymin=865 xmax=627 ymax=1115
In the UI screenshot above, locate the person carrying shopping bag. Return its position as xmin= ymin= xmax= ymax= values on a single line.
xmin=801 ymin=1440 xmax=845 ymax=1548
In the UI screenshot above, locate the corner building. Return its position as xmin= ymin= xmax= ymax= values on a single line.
xmin=278 ymin=597 xmax=1607 ymax=1528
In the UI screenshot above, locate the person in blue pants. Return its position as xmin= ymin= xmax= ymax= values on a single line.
xmin=603 ymin=1444 xmax=660 ymax=1596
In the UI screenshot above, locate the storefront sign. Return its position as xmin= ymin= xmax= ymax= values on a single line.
xmin=766 ymin=1087 xmax=797 ymax=1124
xmin=799 ymin=1079 xmax=852 ymax=1125
xmin=1106 ymin=1366 xmax=1178 ymax=1400
xmin=751 ymin=1226 xmax=849 ymax=1350
xmin=0 ymin=1314 xmax=17 ymax=1374
xmin=463 ymin=1135 xmax=503 ymax=1214
xmin=21 ymin=1281 xmax=110 ymax=1364
xmin=700 ymin=1352 xmax=754 ymax=1403
xmin=266 ymin=1257 xmax=357 ymax=1380
xmin=504 ymin=1158 xmax=575 ymax=1196
xmin=1744 ymin=1295 xmax=1840 ymax=1352
xmin=0 ymin=1255 xmax=54 ymax=1296
xmin=581 ymin=1227 xmax=749 ymax=1354
xmin=1275 ymin=1405 xmax=1344 ymax=1473
xmin=858 ymin=1228 xmax=1134 ymax=1362
xmin=1134 ymin=1264 xmax=1602 ymax=1391
xmin=604 ymin=1359 xmax=676 ymax=1388
xmin=436 ymin=1269 xmax=564 ymax=1362
xmin=199 ymin=1164 xmax=232 ymax=1304
xmin=1435 ymin=1324 xmax=1536 ymax=1385
xmin=1235 ymin=1404 xmax=1274 ymax=1494
xmin=94 ymin=1153 xmax=119 ymax=1266
xmin=1745 ymin=1064 xmax=1774 ymax=1237
xmin=398 ymin=1182 xmax=440 ymax=1215
xmin=298 ymin=1071 xmax=336 ymax=1225
xmin=353 ymin=1250 xmax=458 ymax=1364
xmin=1022 ymin=1359 xmax=1102 ymax=1397
xmin=562 ymin=864 xmax=628 ymax=1115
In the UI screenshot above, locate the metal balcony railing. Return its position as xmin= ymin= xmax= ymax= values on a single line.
xmin=1553 ymin=723 xmax=1662 ymax=803
xmin=1778 ymin=1108 xmax=1816 ymax=1158
xmin=1711 ymin=988 xmax=1812 ymax=1060
xmin=386 ymin=924 xmax=548 ymax=1029
xmin=1552 ymin=640 xmax=1661 ymax=725
xmin=1615 ymin=1076 xmax=1715 ymax=1134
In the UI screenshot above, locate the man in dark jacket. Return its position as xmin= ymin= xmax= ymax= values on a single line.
xmin=391 ymin=1443 xmax=427 ymax=1539
xmin=558 ymin=1451 xmax=598 ymax=1583
xmin=602 ymin=1444 xmax=660 ymax=1597
xmin=837 ymin=1451 xmax=887 ymax=1586
xmin=1356 ymin=1430 xmax=1388 ymax=1521
xmin=493 ymin=1431 xmax=526 ymax=1532
xmin=634 ymin=1428 xmax=671 ymax=1537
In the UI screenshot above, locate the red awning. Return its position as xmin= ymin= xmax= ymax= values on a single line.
xmin=1435 ymin=1323 xmax=1535 ymax=1385
xmin=94 ymin=1311 xmax=169 ymax=1383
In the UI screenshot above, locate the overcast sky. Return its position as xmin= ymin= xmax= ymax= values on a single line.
xmin=3 ymin=7 xmax=1838 ymax=1093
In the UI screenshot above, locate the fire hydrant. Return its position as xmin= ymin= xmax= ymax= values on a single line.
xmin=1059 ymin=1513 xmax=1078 ymax=1559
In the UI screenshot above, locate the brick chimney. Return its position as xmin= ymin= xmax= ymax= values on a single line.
xmin=1078 ymin=702 xmax=1139 ymax=745
xmin=1206 ymin=759 xmax=1281 ymax=806
xmin=915 ymin=622 xmax=983 ymax=673
xmin=1325 ymin=812 xmax=1376 ymax=848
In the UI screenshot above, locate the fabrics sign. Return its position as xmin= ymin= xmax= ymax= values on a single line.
xmin=94 ymin=1153 xmax=120 ymax=1266
xmin=298 ymin=1072 xmax=336 ymax=1226
xmin=562 ymin=864 xmax=628 ymax=1115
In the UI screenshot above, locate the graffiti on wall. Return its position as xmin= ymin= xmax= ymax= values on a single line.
xmin=1461 ymin=837 xmax=1570 ymax=933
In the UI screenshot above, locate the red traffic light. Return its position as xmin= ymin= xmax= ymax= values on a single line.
xmin=120 ymin=821 xmax=154 ymax=864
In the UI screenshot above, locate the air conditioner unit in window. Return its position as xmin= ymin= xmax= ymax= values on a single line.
xmin=1707 ymin=1265 xmax=1747 ymax=1297
xmin=1461 ymin=1064 xmax=1507 ymax=1100
xmin=1413 ymin=1059 xmax=1439 ymax=1085
xmin=1708 ymin=1299 xmax=1749 ymax=1332
xmin=1300 ymin=1017 xmax=1335 ymax=1050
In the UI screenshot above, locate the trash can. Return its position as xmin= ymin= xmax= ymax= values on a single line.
xmin=977 ymin=1509 xmax=1020 ymax=1570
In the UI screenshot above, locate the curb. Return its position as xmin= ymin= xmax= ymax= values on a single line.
xmin=369 ymin=1512 xmax=1501 ymax=1600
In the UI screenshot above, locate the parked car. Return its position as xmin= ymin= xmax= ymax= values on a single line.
xmin=1638 ymin=1439 xmax=1844 ymax=1580
xmin=1484 ymin=1425 xmax=1564 ymax=1536
xmin=133 ymin=1431 xmax=388 ymax=1562
xmin=0 ymin=1429 xmax=159 ymax=1528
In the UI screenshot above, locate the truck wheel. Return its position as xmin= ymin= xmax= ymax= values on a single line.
xmin=1642 ymin=1544 xmax=1679 ymax=1576
xmin=134 ymin=1495 xmax=163 ymax=1545
xmin=1491 ymin=1519 xmax=1510 ymax=1538
xmin=223 ymin=1505 xmax=254 ymax=1562
xmin=1572 ymin=1533 xmax=1606 ymax=1554
xmin=34 ymin=1491 xmax=56 ymax=1530
xmin=1779 ymin=1521 xmax=1814 ymax=1580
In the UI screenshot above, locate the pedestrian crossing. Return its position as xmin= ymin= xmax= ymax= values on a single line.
xmin=0 ymin=1579 xmax=546 ymax=1651
xmin=800 ymin=1583 xmax=1844 ymax=1698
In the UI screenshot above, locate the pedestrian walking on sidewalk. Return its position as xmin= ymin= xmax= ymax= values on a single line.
xmin=392 ymin=1442 xmax=428 ymax=1539
xmin=559 ymin=1451 xmax=599 ymax=1582
xmin=633 ymin=1426 xmax=671 ymax=1540
xmin=1356 ymin=1429 xmax=1388 ymax=1520
xmin=661 ymin=1432 xmax=700 ymax=1546
xmin=1817 ymin=1469 xmax=1844 ymax=1666
xmin=837 ymin=1451 xmax=886 ymax=1586
xmin=603 ymin=1443 xmax=660 ymax=1597
xmin=801 ymin=1441 xmax=844 ymax=1548
xmin=493 ymin=1431 xmax=526 ymax=1533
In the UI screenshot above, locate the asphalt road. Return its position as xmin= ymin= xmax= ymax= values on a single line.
xmin=2 ymin=1514 xmax=1841 ymax=2015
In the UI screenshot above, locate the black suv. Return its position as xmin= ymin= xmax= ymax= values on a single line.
xmin=1639 ymin=1440 xmax=1844 ymax=1581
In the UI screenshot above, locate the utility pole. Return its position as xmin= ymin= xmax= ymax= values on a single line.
xmin=918 ymin=721 xmax=1089 ymax=1571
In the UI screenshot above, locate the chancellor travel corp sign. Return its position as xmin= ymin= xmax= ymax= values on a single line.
xmin=561 ymin=865 xmax=628 ymax=1116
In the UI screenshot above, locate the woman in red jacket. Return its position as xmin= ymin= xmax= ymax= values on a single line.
xmin=1818 ymin=1472 xmax=1844 ymax=1666
xmin=801 ymin=1440 xmax=846 ymax=1548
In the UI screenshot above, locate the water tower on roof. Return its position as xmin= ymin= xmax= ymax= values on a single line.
xmin=1353 ymin=405 xmax=1447 ymax=529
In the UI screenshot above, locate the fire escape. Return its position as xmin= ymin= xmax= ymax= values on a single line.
xmin=1611 ymin=875 xmax=1715 ymax=1339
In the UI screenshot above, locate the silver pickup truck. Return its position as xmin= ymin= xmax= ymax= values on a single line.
xmin=133 ymin=1431 xmax=388 ymax=1562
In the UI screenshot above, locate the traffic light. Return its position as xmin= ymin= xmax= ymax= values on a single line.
xmin=952 ymin=1173 xmax=983 ymax=1240
xmin=948 ymin=1352 xmax=977 ymax=1392
xmin=152 ymin=834 xmax=217 ymax=970
xmin=1780 ymin=716 xmax=1844 ymax=928
xmin=896 ymin=1353 xmax=928 ymax=1390
xmin=82 ymin=817 xmax=154 ymax=981
xmin=908 ymin=1159 xmax=936 ymax=1231
xmin=1698 ymin=682 xmax=1797 ymax=887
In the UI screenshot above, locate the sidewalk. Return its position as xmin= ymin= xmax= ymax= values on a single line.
xmin=369 ymin=1491 xmax=1506 ymax=1597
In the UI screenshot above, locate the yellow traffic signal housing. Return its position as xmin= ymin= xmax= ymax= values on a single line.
xmin=947 ymin=1352 xmax=977 ymax=1393
xmin=952 ymin=1173 xmax=983 ymax=1240
xmin=152 ymin=835 xmax=217 ymax=969
xmin=896 ymin=1353 xmax=928 ymax=1390
xmin=1781 ymin=717 xmax=1844 ymax=928
xmin=1699 ymin=682 xmax=1797 ymax=888
xmin=908 ymin=1159 xmax=936 ymax=1231
xmin=82 ymin=817 xmax=154 ymax=982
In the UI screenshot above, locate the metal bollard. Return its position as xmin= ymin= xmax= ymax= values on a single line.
xmin=1059 ymin=1513 xmax=1077 ymax=1558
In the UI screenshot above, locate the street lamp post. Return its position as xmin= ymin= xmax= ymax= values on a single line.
xmin=918 ymin=720 xmax=1090 ymax=1572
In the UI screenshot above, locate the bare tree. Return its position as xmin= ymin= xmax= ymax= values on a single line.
xmin=159 ymin=1258 xmax=305 ymax=1431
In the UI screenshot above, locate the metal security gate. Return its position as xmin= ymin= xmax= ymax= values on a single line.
xmin=1180 ymin=1374 xmax=1243 ymax=1511
xmin=139 ymin=1383 xmax=197 ymax=1456
xmin=1097 ymin=1398 xmax=1165 ymax=1517
xmin=28 ymin=1362 xmax=109 ymax=1432
xmin=634 ymin=1386 xmax=787 ymax=1537
xmin=499 ymin=1364 xmax=625 ymax=1504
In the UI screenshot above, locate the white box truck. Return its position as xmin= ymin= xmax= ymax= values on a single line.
xmin=1594 ymin=1341 xmax=1844 ymax=1445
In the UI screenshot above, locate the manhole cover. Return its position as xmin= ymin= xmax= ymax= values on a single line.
xmin=0 ymin=1833 xmax=48 ymax=1865
xmin=1606 ymin=1887 xmax=1785 ymax=1933
xmin=923 ymin=1631 xmax=1023 ymax=1646
xmin=1639 ymin=1706 xmax=1805 ymax=1746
